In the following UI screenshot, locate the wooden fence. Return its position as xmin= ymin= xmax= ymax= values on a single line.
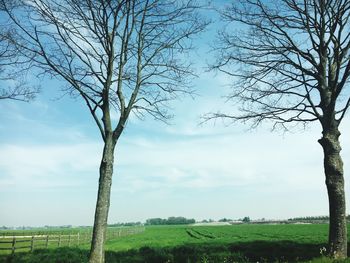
xmin=0 ymin=226 xmax=145 ymax=255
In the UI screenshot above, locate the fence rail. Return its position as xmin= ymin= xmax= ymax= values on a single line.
xmin=0 ymin=226 xmax=145 ymax=255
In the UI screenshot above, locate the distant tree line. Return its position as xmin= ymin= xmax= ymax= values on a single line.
xmin=218 ymin=218 xmax=232 ymax=222
xmin=288 ymin=216 xmax=350 ymax=222
xmin=218 ymin=217 xmax=250 ymax=223
xmin=108 ymin=222 xmax=142 ymax=227
xmin=241 ymin=217 xmax=251 ymax=223
xmin=0 ymin=226 xmax=13 ymax=230
xmin=44 ymin=225 xmax=73 ymax=229
xmin=146 ymin=217 xmax=195 ymax=225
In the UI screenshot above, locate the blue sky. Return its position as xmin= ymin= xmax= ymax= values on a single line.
xmin=1 ymin=3 xmax=350 ymax=227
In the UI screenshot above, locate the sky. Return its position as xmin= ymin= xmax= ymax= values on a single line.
xmin=1 ymin=3 xmax=350 ymax=227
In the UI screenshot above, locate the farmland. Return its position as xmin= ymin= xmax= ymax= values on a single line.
xmin=1 ymin=224 xmax=350 ymax=262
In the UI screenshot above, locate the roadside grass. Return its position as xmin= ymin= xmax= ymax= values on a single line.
xmin=1 ymin=224 xmax=350 ymax=263
xmin=2 ymin=243 xmax=350 ymax=263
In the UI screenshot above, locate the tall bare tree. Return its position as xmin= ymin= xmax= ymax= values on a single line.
xmin=1 ymin=0 xmax=207 ymax=262
xmin=210 ymin=0 xmax=350 ymax=258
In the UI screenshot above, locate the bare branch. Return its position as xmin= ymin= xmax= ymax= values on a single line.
xmin=210 ymin=0 xmax=350 ymax=130
xmin=1 ymin=0 xmax=208 ymax=138
xmin=0 ymin=1 xmax=38 ymax=102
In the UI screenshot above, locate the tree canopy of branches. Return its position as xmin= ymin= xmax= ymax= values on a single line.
xmin=1 ymin=0 xmax=208 ymax=262
xmin=0 ymin=5 xmax=37 ymax=101
xmin=211 ymin=0 xmax=350 ymax=259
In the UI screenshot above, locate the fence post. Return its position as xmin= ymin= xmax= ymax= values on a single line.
xmin=30 ymin=236 xmax=34 ymax=252
xmin=11 ymin=237 xmax=16 ymax=255
xmin=46 ymin=235 xmax=49 ymax=248
xmin=58 ymin=234 xmax=61 ymax=247
xmin=77 ymin=232 xmax=80 ymax=246
xmin=68 ymin=234 xmax=71 ymax=247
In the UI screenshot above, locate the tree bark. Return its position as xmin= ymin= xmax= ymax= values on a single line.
xmin=89 ymin=134 xmax=116 ymax=263
xmin=319 ymin=126 xmax=347 ymax=259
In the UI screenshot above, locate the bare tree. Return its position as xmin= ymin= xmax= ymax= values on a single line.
xmin=1 ymin=0 xmax=207 ymax=262
xmin=210 ymin=0 xmax=350 ymax=258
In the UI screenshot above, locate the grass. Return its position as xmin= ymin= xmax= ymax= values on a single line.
xmin=0 ymin=226 xmax=143 ymax=254
xmin=104 ymin=224 xmax=330 ymax=251
xmin=1 ymin=224 xmax=350 ymax=262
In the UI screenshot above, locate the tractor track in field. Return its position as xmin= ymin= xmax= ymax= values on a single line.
xmin=185 ymin=228 xmax=216 ymax=239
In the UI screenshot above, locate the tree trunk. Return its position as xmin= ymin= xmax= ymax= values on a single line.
xmin=319 ymin=126 xmax=347 ymax=259
xmin=89 ymin=134 xmax=116 ymax=263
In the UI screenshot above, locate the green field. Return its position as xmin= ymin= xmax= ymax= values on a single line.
xmin=1 ymin=224 xmax=350 ymax=262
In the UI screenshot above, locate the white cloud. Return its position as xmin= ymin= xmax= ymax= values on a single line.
xmin=0 ymin=143 xmax=102 ymax=191
xmin=0 ymin=121 xmax=327 ymax=195
xmin=115 ymin=124 xmax=328 ymax=193
xmin=1 ymin=86 xmax=350 ymax=225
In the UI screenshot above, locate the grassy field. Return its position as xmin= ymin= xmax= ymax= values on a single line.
xmin=0 ymin=226 xmax=143 ymax=258
xmin=1 ymin=224 xmax=350 ymax=262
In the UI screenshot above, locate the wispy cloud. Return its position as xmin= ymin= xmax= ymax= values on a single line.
xmin=0 ymin=143 xmax=102 ymax=191
xmin=115 ymin=124 xmax=328 ymax=193
xmin=1 ymin=92 xmax=350 ymax=225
